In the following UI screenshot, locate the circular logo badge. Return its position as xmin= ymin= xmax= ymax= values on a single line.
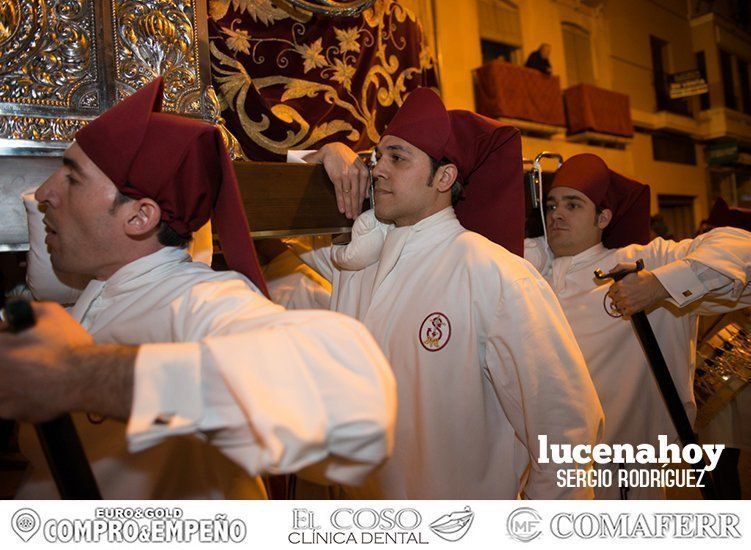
xmin=419 ymin=312 xmax=451 ymax=352
xmin=506 ymin=507 xmax=542 ymax=542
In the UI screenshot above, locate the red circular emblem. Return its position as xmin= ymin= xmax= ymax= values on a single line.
xmin=419 ymin=312 xmax=451 ymax=352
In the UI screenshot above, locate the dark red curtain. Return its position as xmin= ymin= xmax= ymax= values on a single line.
xmin=209 ymin=0 xmax=438 ymax=160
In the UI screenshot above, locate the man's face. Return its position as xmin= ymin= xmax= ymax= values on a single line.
xmin=35 ymin=143 xmax=124 ymax=277
xmin=371 ymin=135 xmax=443 ymax=226
xmin=540 ymin=45 xmax=551 ymax=59
xmin=545 ymin=186 xmax=609 ymax=257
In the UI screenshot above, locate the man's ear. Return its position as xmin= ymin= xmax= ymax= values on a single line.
xmin=597 ymin=208 xmax=613 ymax=230
xmin=122 ymin=198 xmax=162 ymax=237
xmin=433 ymin=163 xmax=458 ymax=193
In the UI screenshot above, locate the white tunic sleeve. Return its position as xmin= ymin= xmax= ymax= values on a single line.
xmin=622 ymin=228 xmax=751 ymax=312
xmin=127 ymin=279 xmax=396 ymax=485
xmin=284 ymin=236 xmax=337 ymax=283
xmin=523 ymin=236 xmax=553 ymax=274
xmin=485 ymin=275 xmax=605 ymax=499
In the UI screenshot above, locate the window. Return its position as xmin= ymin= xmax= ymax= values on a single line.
xmin=711 ymin=169 xmax=751 ymax=209
xmin=477 ymin=0 xmax=522 ymax=63
xmin=737 ymin=58 xmax=751 ymax=115
xmin=650 ymin=35 xmax=691 ymax=115
xmin=696 ymin=51 xmax=710 ymax=110
xmin=650 ymin=35 xmax=669 ymax=110
xmin=481 ymin=39 xmax=519 ymax=64
xmin=561 ymin=22 xmax=594 ymax=85
xmin=651 ymin=131 xmax=697 ymax=165
xmin=657 ymin=195 xmax=696 ymax=240
xmin=719 ymin=49 xmax=736 ymax=110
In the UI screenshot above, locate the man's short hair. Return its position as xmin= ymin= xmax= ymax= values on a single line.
xmin=110 ymin=191 xmax=192 ymax=248
xmin=429 ymin=157 xmax=464 ymax=205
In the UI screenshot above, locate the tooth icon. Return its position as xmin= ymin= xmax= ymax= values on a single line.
xmin=429 ymin=506 xmax=475 ymax=542
xmin=12 ymin=509 xmax=40 ymax=542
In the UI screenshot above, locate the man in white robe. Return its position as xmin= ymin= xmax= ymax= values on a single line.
xmin=291 ymin=89 xmax=604 ymax=499
xmin=0 ymin=78 xmax=396 ymax=499
xmin=524 ymin=153 xmax=751 ymax=498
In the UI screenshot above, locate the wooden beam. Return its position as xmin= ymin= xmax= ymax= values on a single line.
xmin=234 ymin=162 xmax=357 ymax=238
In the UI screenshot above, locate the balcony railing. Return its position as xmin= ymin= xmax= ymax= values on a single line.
xmin=563 ymin=84 xmax=634 ymax=138
xmin=473 ymin=60 xmax=566 ymax=131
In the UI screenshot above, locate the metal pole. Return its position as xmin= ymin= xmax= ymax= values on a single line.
xmin=2 ymin=298 xmax=101 ymax=499
xmin=595 ymin=260 xmax=718 ymax=500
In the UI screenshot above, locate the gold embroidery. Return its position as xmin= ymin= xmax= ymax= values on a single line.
xmin=335 ymin=26 xmax=361 ymax=54
xmin=296 ymin=38 xmax=328 ymax=73
xmin=221 ymin=21 xmax=251 ymax=54
xmin=211 ymin=0 xmax=435 ymax=152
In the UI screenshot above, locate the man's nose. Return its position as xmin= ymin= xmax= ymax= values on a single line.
xmin=35 ymin=170 xmax=62 ymax=206
xmin=371 ymin=160 xmax=386 ymax=181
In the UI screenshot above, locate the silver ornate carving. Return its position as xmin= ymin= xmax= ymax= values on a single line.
xmin=204 ymin=84 xmax=247 ymax=160
xmin=0 ymin=0 xmax=20 ymax=43
xmin=0 ymin=114 xmax=88 ymax=141
xmin=112 ymin=0 xmax=203 ymax=115
xmin=0 ymin=0 xmax=99 ymax=109
xmin=0 ymin=0 xmax=213 ymax=152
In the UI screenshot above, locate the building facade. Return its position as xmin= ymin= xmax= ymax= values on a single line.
xmin=404 ymin=0 xmax=751 ymax=239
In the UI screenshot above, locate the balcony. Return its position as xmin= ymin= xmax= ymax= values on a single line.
xmin=698 ymin=107 xmax=751 ymax=145
xmin=473 ymin=60 xmax=566 ymax=136
xmin=563 ymin=84 xmax=634 ymax=146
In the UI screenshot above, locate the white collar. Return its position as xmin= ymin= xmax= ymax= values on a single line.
xmin=370 ymin=207 xmax=463 ymax=294
xmin=552 ymin=242 xmax=609 ymax=270
xmin=70 ymin=247 xmax=191 ymax=323
xmin=100 ymin=247 xmax=191 ymax=296
xmin=548 ymin=242 xmax=610 ymax=293
xmin=332 ymin=207 xmax=463 ymax=272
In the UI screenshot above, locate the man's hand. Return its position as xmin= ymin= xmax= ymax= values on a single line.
xmin=607 ymin=263 xmax=670 ymax=317
xmin=304 ymin=143 xmax=369 ymax=220
xmin=0 ymin=302 xmax=93 ymax=422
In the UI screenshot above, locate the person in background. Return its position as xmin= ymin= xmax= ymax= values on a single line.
xmin=524 ymin=154 xmax=751 ymax=499
xmin=525 ymin=43 xmax=552 ymax=75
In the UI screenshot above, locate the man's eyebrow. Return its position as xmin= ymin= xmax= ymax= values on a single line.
xmin=561 ymin=195 xmax=585 ymax=202
xmin=384 ymin=144 xmax=411 ymax=154
xmin=62 ymin=156 xmax=82 ymax=174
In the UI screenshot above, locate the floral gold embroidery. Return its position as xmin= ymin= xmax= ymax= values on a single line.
xmin=330 ymin=57 xmax=356 ymax=90
xmin=296 ymin=38 xmax=327 ymax=73
xmin=335 ymin=26 xmax=361 ymax=54
xmin=221 ymin=21 xmax=251 ymax=54
xmin=210 ymin=0 xmax=436 ymax=157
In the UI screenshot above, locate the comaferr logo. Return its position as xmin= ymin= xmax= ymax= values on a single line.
xmin=419 ymin=312 xmax=451 ymax=351
xmin=505 ymin=509 xmax=742 ymax=541
xmin=550 ymin=513 xmax=741 ymax=539
xmin=507 ymin=507 xmax=542 ymax=542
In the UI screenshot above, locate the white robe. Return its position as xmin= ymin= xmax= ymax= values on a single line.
xmin=524 ymin=230 xmax=751 ymax=498
xmin=263 ymin=249 xmax=331 ymax=310
xmin=293 ymin=207 xmax=604 ymax=499
xmin=17 ymin=247 xmax=396 ymax=499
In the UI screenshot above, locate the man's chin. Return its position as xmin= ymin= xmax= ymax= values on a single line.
xmin=373 ymin=206 xmax=394 ymax=225
xmin=49 ymin=255 xmax=75 ymax=277
xmin=547 ymin=236 xmax=574 ymax=257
